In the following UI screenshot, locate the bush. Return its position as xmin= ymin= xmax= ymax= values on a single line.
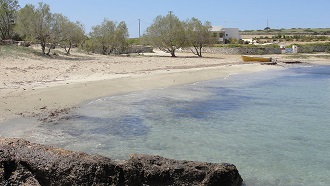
xmin=127 ymin=38 xmax=141 ymax=45
xmin=325 ymin=47 xmax=330 ymax=53
xmin=82 ymin=39 xmax=98 ymax=54
xmin=257 ymin=49 xmax=264 ymax=55
xmin=0 ymin=45 xmax=38 ymax=57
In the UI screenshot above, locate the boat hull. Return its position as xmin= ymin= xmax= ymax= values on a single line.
xmin=241 ymin=55 xmax=272 ymax=62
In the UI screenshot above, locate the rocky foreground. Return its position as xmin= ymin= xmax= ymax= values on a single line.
xmin=0 ymin=138 xmax=243 ymax=185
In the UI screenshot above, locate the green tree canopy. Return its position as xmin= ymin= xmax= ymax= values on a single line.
xmin=144 ymin=13 xmax=187 ymax=57
xmin=0 ymin=0 xmax=19 ymax=40
xmin=184 ymin=17 xmax=215 ymax=57
xmin=15 ymin=2 xmax=52 ymax=54
xmin=51 ymin=13 xmax=85 ymax=54
xmin=61 ymin=21 xmax=85 ymax=54
xmin=88 ymin=19 xmax=129 ymax=55
xmin=15 ymin=2 xmax=85 ymax=55
xmin=112 ymin=21 xmax=129 ymax=54
xmin=89 ymin=18 xmax=116 ymax=55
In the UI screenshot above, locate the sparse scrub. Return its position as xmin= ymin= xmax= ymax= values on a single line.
xmin=0 ymin=45 xmax=39 ymax=58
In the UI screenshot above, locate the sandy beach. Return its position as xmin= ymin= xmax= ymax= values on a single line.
xmin=0 ymin=49 xmax=328 ymax=122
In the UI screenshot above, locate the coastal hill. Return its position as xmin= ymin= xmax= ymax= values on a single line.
xmin=240 ymin=28 xmax=330 ymax=45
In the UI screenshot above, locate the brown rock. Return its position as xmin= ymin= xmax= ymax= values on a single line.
xmin=0 ymin=138 xmax=243 ymax=185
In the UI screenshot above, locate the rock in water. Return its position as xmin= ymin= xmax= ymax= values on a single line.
xmin=0 ymin=138 xmax=243 ymax=185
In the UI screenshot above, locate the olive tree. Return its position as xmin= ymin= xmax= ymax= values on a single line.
xmin=0 ymin=0 xmax=19 ymax=40
xmin=15 ymin=3 xmax=84 ymax=55
xmin=88 ymin=19 xmax=129 ymax=55
xmin=46 ymin=13 xmax=65 ymax=54
xmin=144 ymin=13 xmax=186 ymax=57
xmin=89 ymin=19 xmax=116 ymax=55
xmin=15 ymin=2 xmax=52 ymax=54
xmin=64 ymin=21 xmax=85 ymax=54
xmin=184 ymin=18 xmax=215 ymax=57
xmin=82 ymin=38 xmax=97 ymax=54
xmin=52 ymin=14 xmax=85 ymax=55
xmin=112 ymin=21 xmax=128 ymax=54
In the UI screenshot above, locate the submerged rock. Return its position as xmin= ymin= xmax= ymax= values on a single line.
xmin=0 ymin=138 xmax=242 ymax=185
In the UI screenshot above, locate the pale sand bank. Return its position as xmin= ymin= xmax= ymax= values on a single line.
xmin=1 ymin=50 xmax=328 ymax=122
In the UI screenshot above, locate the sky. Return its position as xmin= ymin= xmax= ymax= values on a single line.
xmin=18 ymin=0 xmax=330 ymax=38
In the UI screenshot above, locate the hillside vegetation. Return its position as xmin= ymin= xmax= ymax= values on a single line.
xmin=240 ymin=28 xmax=330 ymax=35
xmin=240 ymin=28 xmax=330 ymax=44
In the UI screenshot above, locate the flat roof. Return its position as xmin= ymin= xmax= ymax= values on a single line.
xmin=210 ymin=26 xmax=223 ymax=32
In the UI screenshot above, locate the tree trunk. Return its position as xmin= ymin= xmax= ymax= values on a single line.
xmin=198 ymin=44 xmax=203 ymax=57
xmin=41 ymin=41 xmax=46 ymax=55
xmin=46 ymin=44 xmax=52 ymax=55
xmin=64 ymin=46 xmax=68 ymax=54
xmin=192 ymin=46 xmax=202 ymax=57
xmin=66 ymin=41 xmax=72 ymax=55
xmin=102 ymin=45 xmax=108 ymax=55
xmin=170 ymin=49 xmax=176 ymax=57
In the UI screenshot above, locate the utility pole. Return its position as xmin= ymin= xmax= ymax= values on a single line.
xmin=138 ymin=19 xmax=141 ymax=38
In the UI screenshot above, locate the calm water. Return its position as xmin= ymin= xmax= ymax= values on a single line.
xmin=1 ymin=64 xmax=330 ymax=186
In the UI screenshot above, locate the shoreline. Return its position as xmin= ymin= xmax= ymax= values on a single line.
xmin=1 ymin=51 xmax=329 ymax=186
xmin=0 ymin=51 xmax=329 ymax=123
xmin=0 ymin=63 xmax=281 ymax=122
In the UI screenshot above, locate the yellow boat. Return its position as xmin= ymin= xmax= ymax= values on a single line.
xmin=241 ymin=55 xmax=272 ymax=62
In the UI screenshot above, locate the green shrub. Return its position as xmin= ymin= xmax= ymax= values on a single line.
xmin=325 ymin=47 xmax=330 ymax=53
xmin=257 ymin=49 xmax=264 ymax=55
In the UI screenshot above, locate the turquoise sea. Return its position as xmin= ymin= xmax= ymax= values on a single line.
xmin=1 ymin=64 xmax=330 ymax=185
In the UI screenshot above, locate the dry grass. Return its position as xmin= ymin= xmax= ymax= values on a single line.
xmin=0 ymin=45 xmax=41 ymax=58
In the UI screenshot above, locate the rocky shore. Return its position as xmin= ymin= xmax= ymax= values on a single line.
xmin=0 ymin=138 xmax=243 ymax=185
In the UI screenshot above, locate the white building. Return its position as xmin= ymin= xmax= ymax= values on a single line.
xmin=211 ymin=26 xmax=241 ymax=43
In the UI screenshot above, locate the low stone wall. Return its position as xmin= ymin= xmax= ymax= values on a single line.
xmin=297 ymin=45 xmax=330 ymax=53
xmin=182 ymin=47 xmax=282 ymax=55
xmin=182 ymin=45 xmax=330 ymax=55
xmin=0 ymin=138 xmax=243 ymax=186
xmin=88 ymin=46 xmax=153 ymax=55
xmin=0 ymin=39 xmax=15 ymax=45
xmin=126 ymin=45 xmax=153 ymax=53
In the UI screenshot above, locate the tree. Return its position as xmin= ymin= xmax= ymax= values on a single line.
xmin=89 ymin=19 xmax=116 ymax=55
xmin=112 ymin=21 xmax=128 ymax=54
xmin=63 ymin=21 xmax=85 ymax=54
xmin=144 ymin=13 xmax=186 ymax=57
xmin=184 ymin=17 xmax=215 ymax=57
xmin=52 ymin=14 xmax=85 ymax=55
xmin=46 ymin=13 xmax=65 ymax=54
xmin=0 ymin=0 xmax=19 ymax=40
xmin=15 ymin=2 xmax=52 ymax=54
xmin=88 ymin=19 xmax=129 ymax=55
xmin=82 ymin=38 xmax=97 ymax=54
